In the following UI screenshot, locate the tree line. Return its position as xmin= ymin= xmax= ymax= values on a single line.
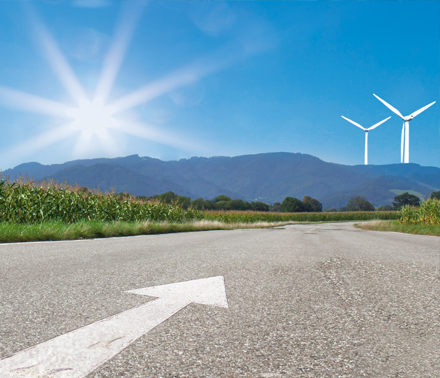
xmin=148 ymin=192 xmax=324 ymax=212
xmin=116 ymin=190 xmax=440 ymax=213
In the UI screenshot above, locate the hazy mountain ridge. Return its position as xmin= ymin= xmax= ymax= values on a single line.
xmin=2 ymin=153 xmax=439 ymax=208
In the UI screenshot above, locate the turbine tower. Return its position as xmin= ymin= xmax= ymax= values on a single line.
xmin=341 ymin=115 xmax=391 ymax=165
xmin=373 ymin=94 xmax=436 ymax=163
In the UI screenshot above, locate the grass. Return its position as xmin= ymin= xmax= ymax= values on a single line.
xmin=355 ymin=220 xmax=440 ymax=237
xmin=204 ymin=210 xmax=398 ymax=223
xmin=0 ymin=220 xmax=293 ymax=243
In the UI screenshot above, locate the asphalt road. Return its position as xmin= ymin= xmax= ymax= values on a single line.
xmin=0 ymin=222 xmax=439 ymax=377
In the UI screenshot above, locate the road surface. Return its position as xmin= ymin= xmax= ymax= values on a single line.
xmin=0 ymin=222 xmax=439 ymax=377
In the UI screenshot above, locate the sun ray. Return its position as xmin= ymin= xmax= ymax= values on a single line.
xmin=26 ymin=5 xmax=87 ymax=103
xmin=94 ymin=2 xmax=145 ymax=103
xmin=0 ymin=86 xmax=71 ymax=117
xmin=2 ymin=6 xmax=252 ymax=169
xmin=107 ymin=46 xmax=237 ymax=115
xmin=111 ymin=121 xmax=198 ymax=151
xmin=3 ymin=124 xmax=79 ymax=163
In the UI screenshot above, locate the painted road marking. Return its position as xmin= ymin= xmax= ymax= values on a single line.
xmin=306 ymin=226 xmax=320 ymax=233
xmin=0 ymin=276 xmax=228 ymax=378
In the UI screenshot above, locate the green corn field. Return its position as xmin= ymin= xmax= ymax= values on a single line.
xmin=399 ymin=198 xmax=440 ymax=225
xmin=0 ymin=179 xmax=400 ymax=225
xmin=0 ymin=180 xmax=203 ymax=223
xmin=203 ymin=210 xmax=399 ymax=223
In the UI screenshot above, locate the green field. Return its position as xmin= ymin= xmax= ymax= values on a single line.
xmin=0 ymin=179 xmax=404 ymax=243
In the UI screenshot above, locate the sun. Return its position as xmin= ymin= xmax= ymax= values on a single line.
xmin=0 ymin=2 xmax=247 ymax=165
xmin=67 ymin=98 xmax=118 ymax=138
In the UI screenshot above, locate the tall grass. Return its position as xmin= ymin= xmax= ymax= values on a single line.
xmin=0 ymin=180 xmax=202 ymax=223
xmin=399 ymin=198 xmax=440 ymax=225
xmin=0 ymin=178 xmax=399 ymax=226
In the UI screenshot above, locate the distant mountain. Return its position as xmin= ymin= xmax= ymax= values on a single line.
xmin=320 ymin=175 xmax=436 ymax=209
xmin=2 ymin=153 xmax=439 ymax=209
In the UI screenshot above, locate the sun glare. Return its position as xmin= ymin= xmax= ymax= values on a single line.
xmin=67 ymin=98 xmax=118 ymax=137
xmin=0 ymin=3 xmax=245 ymax=165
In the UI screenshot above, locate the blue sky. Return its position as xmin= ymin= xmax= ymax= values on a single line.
xmin=0 ymin=0 xmax=438 ymax=171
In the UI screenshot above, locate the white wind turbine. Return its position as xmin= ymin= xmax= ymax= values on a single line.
xmin=373 ymin=94 xmax=436 ymax=164
xmin=341 ymin=115 xmax=391 ymax=165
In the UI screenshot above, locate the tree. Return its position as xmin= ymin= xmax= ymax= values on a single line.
xmin=213 ymin=200 xmax=232 ymax=210
xmin=281 ymin=197 xmax=305 ymax=212
xmin=392 ymin=192 xmax=420 ymax=210
xmin=377 ymin=205 xmax=392 ymax=211
xmin=346 ymin=195 xmax=375 ymax=211
xmin=270 ymin=202 xmax=282 ymax=212
xmin=430 ymin=191 xmax=440 ymax=200
xmin=212 ymin=195 xmax=231 ymax=203
xmin=230 ymin=199 xmax=251 ymax=211
xmin=251 ymin=201 xmax=269 ymax=212
xmin=303 ymin=196 xmax=323 ymax=212
xmin=190 ymin=198 xmax=205 ymax=210
xmin=203 ymin=200 xmax=213 ymax=210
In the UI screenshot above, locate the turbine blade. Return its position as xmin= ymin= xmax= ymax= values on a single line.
xmin=401 ymin=123 xmax=404 ymax=163
xmin=341 ymin=115 xmax=365 ymax=130
xmin=409 ymin=101 xmax=436 ymax=118
xmin=367 ymin=116 xmax=391 ymax=130
xmin=373 ymin=94 xmax=404 ymax=119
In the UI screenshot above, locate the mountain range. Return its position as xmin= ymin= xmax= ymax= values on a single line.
xmin=2 ymin=153 xmax=439 ymax=209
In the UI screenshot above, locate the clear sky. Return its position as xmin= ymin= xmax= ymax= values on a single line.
xmin=0 ymin=0 xmax=438 ymax=171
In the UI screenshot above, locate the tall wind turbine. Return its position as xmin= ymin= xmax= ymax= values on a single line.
xmin=373 ymin=94 xmax=436 ymax=163
xmin=341 ymin=115 xmax=391 ymax=165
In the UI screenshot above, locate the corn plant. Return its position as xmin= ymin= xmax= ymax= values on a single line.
xmin=202 ymin=210 xmax=398 ymax=223
xmin=0 ymin=180 xmax=203 ymax=224
xmin=399 ymin=198 xmax=440 ymax=225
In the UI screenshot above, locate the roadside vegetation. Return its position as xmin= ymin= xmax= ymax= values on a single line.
xmin=1 ymin=178 xmax=434 ymax=242
xmin=355 ymin=221 xmax=440 ymax=237
xmin=203 ymin=210 xmax=397 ymax=223
xmin=0 ymin=220 xmax=293 ymax=244
xmin=356 ymin=195 xmax=440 ymax=236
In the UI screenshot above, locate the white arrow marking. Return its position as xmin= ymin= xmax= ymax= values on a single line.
xmin=0 ymin=276 xmax=228 ymax=378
